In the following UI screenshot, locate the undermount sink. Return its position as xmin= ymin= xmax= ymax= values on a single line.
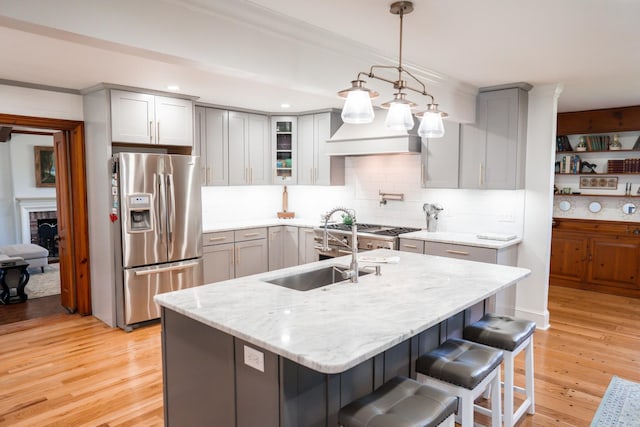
xmin=263 ymin=265 xmax=372 ymax=292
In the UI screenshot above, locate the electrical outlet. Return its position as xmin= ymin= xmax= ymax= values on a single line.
xmin=244 ymin=345 xmax=264 ymax=372
xmin=498 ymin=210 xmax=515 ymax=222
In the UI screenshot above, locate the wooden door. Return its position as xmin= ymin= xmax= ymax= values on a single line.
xmin=54 ymin=132 xmax=76 ymax=312
xmin=549 ymin=230 xmax=588 ymax=285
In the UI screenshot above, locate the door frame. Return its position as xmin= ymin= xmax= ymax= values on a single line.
xmin=0 ymin=113 xmax=91 ymax=315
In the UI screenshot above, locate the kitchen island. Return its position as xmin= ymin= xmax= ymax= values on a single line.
xmin=155 ymin=249 xmax=530 ymax=426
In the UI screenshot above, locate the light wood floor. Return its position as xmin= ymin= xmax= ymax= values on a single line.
xmin=0 ymin=286 xmax=638 ymax=426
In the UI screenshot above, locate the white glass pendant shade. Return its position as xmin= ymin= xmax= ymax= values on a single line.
xmin=418 ymin=111 xmax=445 ymax=138
xmin=341 ymin=90 xmax=375 ymax=123
xmin=385 ymin=101 xmax=414 ymax=130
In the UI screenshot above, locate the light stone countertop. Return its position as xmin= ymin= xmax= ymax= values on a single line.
xmin=203 ymin=217 xmax=319 ymax=233
xmin=399 ymin=231 xmax=522 ymax=249
xmin=155 ymin=249 xmax=531 ymax=374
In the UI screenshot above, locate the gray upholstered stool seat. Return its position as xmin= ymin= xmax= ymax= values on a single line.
xmin=415 ymin=338 xmax=503 ymax=427
xmin=338 ymin=376 xmax=458 ymax=427
xmin=464 ymin=314 xmax=536 ymax=427
xmin=463 ymin=313 xmax=535 ymax=351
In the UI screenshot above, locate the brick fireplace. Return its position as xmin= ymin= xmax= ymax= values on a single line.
xmin=29 ymin=211 xmax=59 ymax=261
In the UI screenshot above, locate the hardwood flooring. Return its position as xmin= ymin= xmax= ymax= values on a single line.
xmin=0 ymin=285 xmax=637 ymax=426
xmin=0 ymin=295 xmax=67 ymax=326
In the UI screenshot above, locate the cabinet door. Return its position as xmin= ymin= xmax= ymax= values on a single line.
xmin=459 ymin=120 xmax=487 ymax=189
xmin=228 ymin=111 xmax=250 ymax=185
xmin=205 ymin=108 xmax=229 ymax=186
xmin=247 ymin=113 xmax=271 ymax=185
xmin=422 ymin=121 xmax=460 ymax=188
xmin=298 ymin=227 xmax=318 ymax=264
xmin=283 ymin=226 xmax=299 ymax=268
xmin=194 ymin=106 xmax=207 ymax=185
xmin=588 ymin=236 xmax=640 ymax=290
xmin=203 ymin=243 xmax=235 ymax=284
xmin=235 ymin=239 xmax=268 ymax=278
xmin=549 ymin=230 xmax=588 ymax=284
xmin=268 ymin=226 xmax=284 ymax=271
xmin=110 ymin=90 xmax=155 ymax=144
xmin=155 ymin=96 xmax=194 ymax=147
xmin=314 ymin=112 xmax=344 ymax=185
xmin=272 ymin=117 xmax=297 ymax=184
xmin=298 ymin=114 xmax=315 ymax=185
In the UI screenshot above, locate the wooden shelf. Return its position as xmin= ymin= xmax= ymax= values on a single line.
xmin=555 ymin=193 xmax=640 ymax=198
xmin=555 ymin=173 xmax=640 ymax=176
xmin=557 ymin=149 xmax=640 ymax=154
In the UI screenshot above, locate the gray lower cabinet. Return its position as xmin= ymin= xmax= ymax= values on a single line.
xmin=161 ymin=303 xmax=485 ymax=427
xmin=298 ymin=227 xmax=318 ymax=264
xmin=202 ymin=228 xmax=268 ymax=282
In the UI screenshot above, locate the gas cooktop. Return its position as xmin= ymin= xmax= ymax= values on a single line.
xmin=321 ymin=223 xmax=420 ymax=237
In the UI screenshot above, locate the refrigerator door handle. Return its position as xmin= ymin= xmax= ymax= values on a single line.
xmin=167 ymin=173 xmax=175 ymax=244
xmin=157 ymin=173 xmax=164 ymax=241
xmin=134 ymin=261 xmax=200 ymax=276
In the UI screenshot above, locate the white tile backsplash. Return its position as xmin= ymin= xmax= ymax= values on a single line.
xmin=202 ymin=155 xmax=525 ymax=236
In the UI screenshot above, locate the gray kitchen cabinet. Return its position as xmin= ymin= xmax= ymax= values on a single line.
xmin=229 ymin=112 xmax=271 ymax=185
xmin=298 ymin=227 xmax=318 ymax=264
xmin=234 ymin=228 xmax=269 ymax=277
xmin=421 ymin=121 xmax=461 ymax=188
xmin=272 ymin=117 xmax=297 ymax=184
xmin=298 ymin=111 xmax=345 ymax=185
xmin=202 ymin=231 xmax=235 ymax=284
xmin=459 ymin=85 xmax=529 ymax=189
xmin=111 ymin=89 xmax=193 ymax=147
xmin=398 ymin=238 xmax=425 ymax=254
xmin=268 ymin=225 xmax=300 ymax=271
xmin=195 ymin=107 xmax=229 ymax=186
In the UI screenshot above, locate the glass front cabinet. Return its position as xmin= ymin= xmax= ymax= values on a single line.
xmin=272 ymin=116 xmax=297 ymax=184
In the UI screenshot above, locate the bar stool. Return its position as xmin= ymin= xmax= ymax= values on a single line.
xmin=463 ymin=313 xmax=536 ymax=427
xmin=415 ymin=338 xmax=503 ymax=427
xmin=338 ymin=376 xmax=458 ymax=427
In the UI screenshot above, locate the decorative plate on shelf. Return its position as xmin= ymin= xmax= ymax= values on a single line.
xmin=580 ymin=175 xmax=618 ymax=190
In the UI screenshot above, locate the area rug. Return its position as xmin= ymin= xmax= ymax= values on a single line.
xmin=591 ymin=376 xmax=640 ymax=426
xmin=25 ymin=263 xmax=60 ymax=299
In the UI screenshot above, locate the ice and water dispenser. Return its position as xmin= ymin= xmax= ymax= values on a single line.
xmin=126 ymin=193 xmax=153 ymax=233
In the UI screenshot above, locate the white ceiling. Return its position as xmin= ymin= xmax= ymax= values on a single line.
xmin=1 ymin=0 xmax=639 ymax=115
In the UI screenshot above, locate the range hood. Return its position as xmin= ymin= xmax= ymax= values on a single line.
xmin=326 ymin=113 xmax=421 ymax=156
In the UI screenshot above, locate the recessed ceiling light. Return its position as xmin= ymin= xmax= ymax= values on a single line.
xmin=280 ymin=103 xmax=291 ymax=109
xmin=167 ymin=85 xmax=180 ymax=91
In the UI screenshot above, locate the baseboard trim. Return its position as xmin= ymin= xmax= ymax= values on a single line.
xmin=515 ymin=307 xmax=550 ymax=330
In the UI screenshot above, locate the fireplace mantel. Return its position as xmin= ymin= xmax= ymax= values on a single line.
xmin=16 ymin=198 xmax=57 ymax=244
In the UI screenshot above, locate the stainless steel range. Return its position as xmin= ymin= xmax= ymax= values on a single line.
xmin=313 ymin=223 xmax=420 ymax=259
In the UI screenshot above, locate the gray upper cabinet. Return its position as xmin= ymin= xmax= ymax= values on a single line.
xmin=459 ymin=86 xmax=529 ymax=189
xmin=272 ymin=117 xmax=297 ymax=184
xmin=111 ymin=89 xmax=193 ymax=147
xmin=195 ymin=106 xmax=229 ymax=186
xmin=229 ymin=112 xmax=271 ymax=185
xmin=298 ymin=111 xmax=344 ymax=185
xmin=421 ymin=120 xmax=461 ymax=188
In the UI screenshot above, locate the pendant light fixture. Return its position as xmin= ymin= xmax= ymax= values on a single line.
xmin=337 ymin=1 xmax=447 ymax=137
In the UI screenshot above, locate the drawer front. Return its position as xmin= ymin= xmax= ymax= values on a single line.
xmin=203 ymin=231 xmax=235 ymax=247
xmin=234 ymin=227 xmax=268 ymax=242
xmin=424 ymin=241 xmax=497 ymax=264
xmin=398 ymin=238 xmax=425 ymax=254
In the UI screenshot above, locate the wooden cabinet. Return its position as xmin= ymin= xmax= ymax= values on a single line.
xmin=202 ymin=231 xmax=235 ymax=284
xmin=229 ymin=112 xmax=271 ymax=185
xmin=111 ymin=90 xmax=193 ymax=147
xmin=550 ymin=218 xmax=640 ymax=297
xmin=459 ymin=86 xmax=529 ymax=189
xmin=298 ymin=227 xmax=318 ymax=264
xmin=268 ymin=226 xmax=299 ymax=271
xmin=298 ymin=112 xmax=345 ymax=185
xmin=421 ymin=121 xmax=460 ymax=188
xmin=272 ymin=117 xmax=297 ymax=184
xmin=195 ymin=107 xmax=229 ymax=186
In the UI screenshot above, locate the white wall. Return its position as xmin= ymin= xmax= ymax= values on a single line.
xmin=201 ymin=155 xmax=525 ymax=237
xmin=0 ymin=84 xmax=82 ymax=119
xmin=0 ymin=142 xmax=14 ymax=245
xmin=9 ymin=134 xmax=56 ymax=198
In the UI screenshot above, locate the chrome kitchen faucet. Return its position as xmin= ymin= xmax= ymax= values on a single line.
xmin=321 ymin=207 xmax=360 ymax=283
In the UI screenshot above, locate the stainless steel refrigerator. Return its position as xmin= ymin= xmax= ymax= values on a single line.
xmin=112 ymin=152 xmax=203 ymax=330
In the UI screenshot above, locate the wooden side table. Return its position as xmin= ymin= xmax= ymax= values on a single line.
xmin=0 ymin=259 xmax=30 ymax=304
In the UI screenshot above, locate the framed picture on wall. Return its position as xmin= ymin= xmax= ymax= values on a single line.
xmin=34 ymin=146 xmax=56 ymax=188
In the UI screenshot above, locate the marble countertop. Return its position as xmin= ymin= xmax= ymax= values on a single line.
xmin=399 ymin=231 xmax=522 ymax=249
xmin=203 ymin=217 xmax=319 ymax=233
xmin=155 ymin=249 xmax=530 ymax=374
